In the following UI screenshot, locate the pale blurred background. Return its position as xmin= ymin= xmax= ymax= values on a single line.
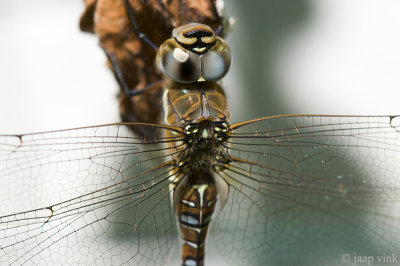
xmin=227 ymin=0 xmax=400 ymax=121
xmin=0 ymin=0 xmax=399 ymax=265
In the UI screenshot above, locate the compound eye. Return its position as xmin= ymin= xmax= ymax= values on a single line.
xmin=156 ymin=39 xmax=201 ymax=83
xmin=201 ymin=37 xmax=231 ymax=81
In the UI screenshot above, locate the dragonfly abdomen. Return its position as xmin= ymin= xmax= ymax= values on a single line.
xmin=174 ymin=171 xmax=217 ymax=266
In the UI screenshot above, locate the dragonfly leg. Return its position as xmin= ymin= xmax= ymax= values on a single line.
xmin=124 ymin=0 xmax=158 ymax=51
xmin=102 ymin=45 xmax=165 ymax=97
xmin=208 ymin=0 xmax=224 ymax=36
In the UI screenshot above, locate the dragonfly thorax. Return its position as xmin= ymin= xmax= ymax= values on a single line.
xmin=177 ymin=120 xmax=230 ymax=174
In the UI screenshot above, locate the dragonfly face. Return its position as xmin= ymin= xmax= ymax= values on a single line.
xmin=1 ymin=1 xmax=400 ymax=266
xmin=157 ymin=23 xmax=231 ymax=83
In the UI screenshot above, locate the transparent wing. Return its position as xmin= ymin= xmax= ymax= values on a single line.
xmin=0 ymin=123 xmax=183 ymax=265
xmin=213 ymin=115 xmax=400 ymax=266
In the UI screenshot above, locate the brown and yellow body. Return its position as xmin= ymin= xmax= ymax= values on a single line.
xmin=88 ymin=8 xmax=233 ymax=263
xmin=162 ymin=80 xmax=231 ymax=265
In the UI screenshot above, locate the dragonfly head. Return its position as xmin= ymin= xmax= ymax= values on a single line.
xmin=156 ymin=23 xmax=231 ymax=83
xmin=173 ymin=23 xmax=216 ymax=54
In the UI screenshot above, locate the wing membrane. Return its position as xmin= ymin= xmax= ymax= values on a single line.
xmin=2 ymin=116 xmax=400 ymax=265
xmin=0 ymin=123 xmax=183 ymax=265
xmin=213 ymin=115 xmax=400 ymax=265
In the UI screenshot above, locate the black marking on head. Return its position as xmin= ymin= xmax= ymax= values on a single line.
xmin=176 ymin=29 xmax=216 ymax=54
xmin=183 ymin=28 xmax=213 ymax=39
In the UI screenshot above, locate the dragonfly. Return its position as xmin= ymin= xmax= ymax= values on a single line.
xmin=1 ymin=0 xmax=400 ymax=265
